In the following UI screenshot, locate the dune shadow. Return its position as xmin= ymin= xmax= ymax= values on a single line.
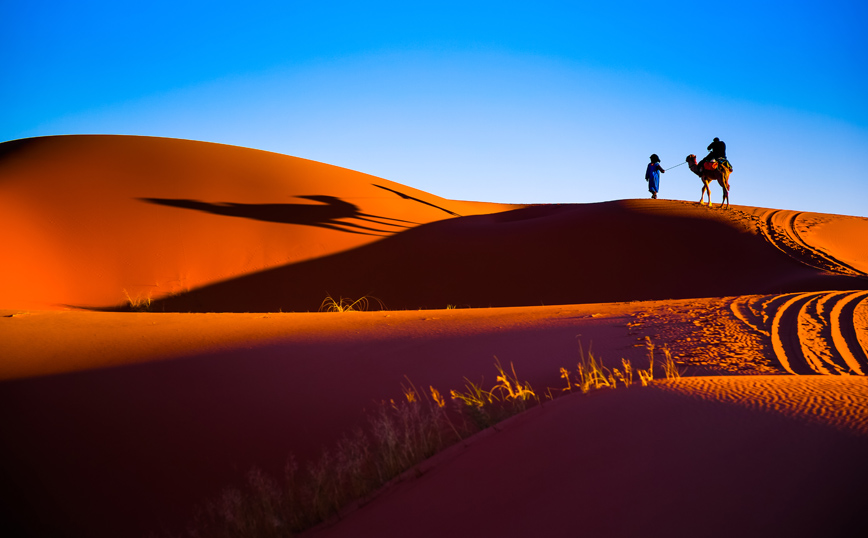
xmin=132 ymin=201 xmax=868 ymax=314
xmin=140 ymin=195 xmax=416 ymax=236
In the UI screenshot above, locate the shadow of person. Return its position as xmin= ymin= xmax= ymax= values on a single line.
xmin=372 ymin=184 xmax=461 ymax=216
xmin=140 ymin=195 xmax=415 ymax=236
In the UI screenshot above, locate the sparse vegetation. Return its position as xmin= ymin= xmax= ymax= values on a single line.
xmin=449 ymin=358 xmax=538 ymax=429
xmin=123 ymin=289 xmax=151 ymax=311
xmin=169 ymin=340 xmax=685 ymax=537
xmin=318 ymin=294 xmax=385 ymax=312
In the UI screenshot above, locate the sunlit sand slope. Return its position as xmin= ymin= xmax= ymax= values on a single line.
xmin=736 ymin=206 xmax=868 ymax=276
xmin=0 ymin=135 xmax=517 ymax=310
xmin=307 ymin=376 xmax=868 ymax=538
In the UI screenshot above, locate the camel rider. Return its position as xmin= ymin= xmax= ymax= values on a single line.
xmin=699 ymin=137 xmax=731 ymax=171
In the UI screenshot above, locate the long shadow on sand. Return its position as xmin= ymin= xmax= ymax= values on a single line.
xmin=140 ymin=195 xmax=415 ymax=236
xmin=141 ymin=201 xmax=868 ymax=313
xmin=372 ymin=184 xmax=461 ymax=217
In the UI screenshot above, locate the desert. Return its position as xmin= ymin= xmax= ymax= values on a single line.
xmin=1 ymin=135 xmax=867 ymax=538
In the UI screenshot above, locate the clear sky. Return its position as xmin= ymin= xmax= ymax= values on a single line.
xmin=3 ymin=1 xmax=867 ymax=216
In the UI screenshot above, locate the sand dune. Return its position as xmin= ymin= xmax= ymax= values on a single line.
xmin=2 ymin=136 xmax=866 ymax=312
xmin=0 ymin=135 xmax=517 ymax=310
xmin=138 ymin=199 xmax=866 ymax=313
xmin=1 ymin=135 xmax=867 ymax=538
xmin=307 ymin=376 xmax=868 ymax=538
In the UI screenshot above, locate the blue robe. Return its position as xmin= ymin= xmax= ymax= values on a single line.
xmin=645 ymin=163 xmax=662 ymax=194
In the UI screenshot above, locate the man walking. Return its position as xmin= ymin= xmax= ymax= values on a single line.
xmin=645 ymin=154 xmax=665 ymax=199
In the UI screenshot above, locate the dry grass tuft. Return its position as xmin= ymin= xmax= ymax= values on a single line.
xmin=449 ymin=358 xmax=538 ymax=429
xmin=555 ymin=338 xmax=682 ymax=395
xmin=318 ymin=294 xmax=385 ymax=312
xmin=123 ymin=289 xmax=152 ymax=311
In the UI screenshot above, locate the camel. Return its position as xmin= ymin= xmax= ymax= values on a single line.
xmin=686 ymin=154 xmax=731 ymax=208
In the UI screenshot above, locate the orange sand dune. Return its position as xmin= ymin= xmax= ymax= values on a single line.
xmin=2 ymin=135 xmax=867 ymax=538
xmin=0 ymin=135 xmax=518 ymax=310
xmin=2 ymin=135 xmax=866 ymax=312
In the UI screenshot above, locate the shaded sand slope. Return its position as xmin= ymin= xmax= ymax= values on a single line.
xmin=308 ymin=376 xmax=868 ymax=538
xmin=0 ymin=303 xmax=665 ymax=537
xmin=149 ymin=199 xmax=867 ymax=312
xmin=0 ymin=135 xmax=517 ymax=310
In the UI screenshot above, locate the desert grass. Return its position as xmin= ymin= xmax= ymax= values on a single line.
xmin=558 ymin=343 xmax=638 ymax=394
xmin=450 ymin=358 xmax=538 ymax=429
xmin=170 ymin=341 xmax=684 ymax=537
xmin=318 ymin=294 xmax=385 ymax=313
xmin=123 ymin=289 xmax=151 ymax=311
xmin=555 ymin=339 xmax=683 ymax=396
xmin=643 ymin=336 xmax=683 ymax=382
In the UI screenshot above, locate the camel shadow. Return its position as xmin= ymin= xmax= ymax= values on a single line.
xmin=140 ymin=195 xmax=415 ymax=236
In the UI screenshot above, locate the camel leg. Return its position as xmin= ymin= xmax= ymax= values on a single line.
xmin=699 ymin=181 xmax=710 ymax=205
xmin=720 ymin=178 xmax=730 ymax=209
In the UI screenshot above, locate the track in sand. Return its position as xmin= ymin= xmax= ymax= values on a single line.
xmin=733 ymin=206 xmax=868 ymax=277
xmin=731 ymin=291 xmax=868 ymax=376
xmin=709 ymin=205 xmax=868 ymax=376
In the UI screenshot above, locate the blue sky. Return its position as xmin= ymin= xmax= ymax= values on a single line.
xmin=3 ymin=1 xmax=867 ymax=216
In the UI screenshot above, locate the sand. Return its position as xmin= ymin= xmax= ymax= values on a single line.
xmin=1 ymin=135 xmax=866 ymax=537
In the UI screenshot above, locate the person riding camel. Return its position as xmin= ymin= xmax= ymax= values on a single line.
xmin=698 ymin=137 xmax=731 ymax=172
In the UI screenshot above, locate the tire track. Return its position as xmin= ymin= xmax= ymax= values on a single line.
xmin=789 ymin=214 xmax=868 ymax=277
xmin=797 ymin=293 xmax=844 ymax=375
xmin=854 ymin=297 xmax=868 ymax=361
xmin=734 ymin=290 xmax=868 ymax=375
xmin=830 ymin=290 xmax=868 ymax=375
xmin=730 ymin=295 xmax=770 ymax=336
xmin=770 ymin=292 xmax=823 ymax=375
xmin=748 ymin=209 xmax=866 ymax=277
